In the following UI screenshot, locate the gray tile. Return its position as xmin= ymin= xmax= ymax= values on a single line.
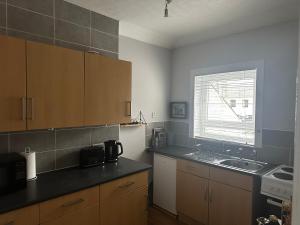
xmin=10 ymin=130 xmax=55 ymax=152
xmin=256 ymin=146 xmax=291 ymax=165
xmin=91 ymin=12 xmax=118 ymax=36
xmin=56 ymin=148 xmax=80 ymax=169
xmin=0 ymin=134 xmax=9 ymax=154
xmin=55 ymin=19 xmax=90 ymax=46
xmin=262 ymin=129 xmax=294 ymax=148
xmin=7 ymin=5 xmax=54 ymax=38
xmin=91 ymin=29 xmax=118 ymax=53
xmin=173 ymin=134 xmax=189 ymax=147
xmin=56 ymin=128 xmax=91 ymax=149
xmin=36 ymin=151 xmax=55 ymax=173
xmin=55 ymin=39 xmax=89 ymax=52
xmin=91 ymin=125 xmax=119 ymax=144
xmin=165 ymin=121 xmax=189 ymax=135
xmin=88 ymin=47 xmax=118 ymax=59
xmin=0 ymin=3 xmax=6 ymax=27
xmin=7 ymin=29 xmax=53 ymax=44
xmin=7 ymin=0 xmax=53 ymax=16
xmin=55 ymin=0 xmax=90 ymax=27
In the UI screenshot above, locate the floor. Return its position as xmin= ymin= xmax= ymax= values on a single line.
xmin=148 ymin=207 xmax=184 ymax=225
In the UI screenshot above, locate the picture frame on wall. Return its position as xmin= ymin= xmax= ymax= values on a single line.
xmin=170 ymin=102 xmax=188 ymax=119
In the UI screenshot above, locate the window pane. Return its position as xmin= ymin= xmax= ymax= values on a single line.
xmin=194 ymin=69 xmax=257 ymax=145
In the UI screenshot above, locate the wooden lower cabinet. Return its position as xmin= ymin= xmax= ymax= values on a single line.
xmin=177 ymin=171 xmax=209 ymax=225
xmin=100 ymin=172 xmax=149 ymax=225
xmin=0 ymin=205 xmax=39 ymax=225
xmin=209 ymin=181 xmax=252 ymax=225
xmin=41 ymin=205 xmax=99 ymax=225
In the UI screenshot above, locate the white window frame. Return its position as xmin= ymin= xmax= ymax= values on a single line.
xmin=189 ymin=61 xmax=264 ymax=147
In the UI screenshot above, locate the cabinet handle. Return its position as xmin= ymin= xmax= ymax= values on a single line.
xmin=2 ymin=221 xmax=14 ymax=225
xmin=186 ymin=165 xmax=196 ymax=171
xmin=204 ymin=187 xmax=209 ymax=201
xmin=209 ymin=188 xmax=213 ymax=203
xmin=21 ymin=97 xmax=26 ymax=121
xmin=27 ymin=97 xmax=34 ymax=120
xmin=61 ymin=198 xmax=84 ymax=208
xmin=125 ymin=101 xmax=131 ymax=117
xmin=118 ymin=181 xmax=135 ymax=189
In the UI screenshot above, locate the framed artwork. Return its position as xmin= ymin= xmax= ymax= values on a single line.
xmin=170 ymin=102 xmax=188 ymax=119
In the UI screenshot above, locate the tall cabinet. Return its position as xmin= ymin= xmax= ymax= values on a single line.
xmin=0 ymin=36 xmax=27 ymax=132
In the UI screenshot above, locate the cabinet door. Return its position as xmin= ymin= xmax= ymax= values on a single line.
xmin=177 ymin=171 xmax=209 ymax=225
xmin=41 ymin=205 xmax=99 ymax=225
xmin=27 ymin=42 xmax=84 ymax=130
xmin=0 ymin=205 xmax=39 ymax=225
xmin=116 ymin=60 xmax=132 ymax=124
xmin=85 ymin=53 xmax=119 ymax=125
xmin=153 ymin=154 xmax=177 ymax=214
xmin=209 ymin=181 xmax=252 ymax=225
xmin=0 ymin=35 xmax=26 ymax=132
xmin=100 ymin=186 xmax=148 ymax=225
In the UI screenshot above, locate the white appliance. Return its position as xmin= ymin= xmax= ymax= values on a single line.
xmin=153 ymin=153 xmax=177 ymax=214
xmin=261 ymin=165 xmax=294 ymax=201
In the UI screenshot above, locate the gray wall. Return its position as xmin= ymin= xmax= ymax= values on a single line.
xmin=119 ymin=36 xmax=171 ymax=163
xmin=0 ymin=126 xmax=119 ymax=173
xmin=0 ymin=0 xmax=119 ymax=58
xmin=119 ymin=36 xmax=171 ymax=123
xmin=171 ymin=21 xmax=299 ymax=132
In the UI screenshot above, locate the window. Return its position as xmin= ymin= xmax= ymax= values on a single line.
xmin=193 ymin=69 xmax=257 ymax=145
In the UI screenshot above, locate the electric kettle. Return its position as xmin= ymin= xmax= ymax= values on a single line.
xmin=104 ymin=140 xmax=123 ymax=163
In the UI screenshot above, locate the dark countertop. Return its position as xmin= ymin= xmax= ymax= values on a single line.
xmin=148 ymin=146 xmax=275 ymax=177
xmin=0 ymin=157 xmax=151 ymax=214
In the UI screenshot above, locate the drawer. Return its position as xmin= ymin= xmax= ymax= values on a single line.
xmin=0 ymin=205 xmax=39 ymax=225
xmin=210 ymin=167 xmax=253 ymax=191
xmin=177 ymin=160 xmax=210 ymax=179
xmin=100 ymin=171 xmax=148 ymax=201
xmin=40 ymin=186 xmax=99 ymax=224
xmin=41 ymin=204 xmax=99 ymax=225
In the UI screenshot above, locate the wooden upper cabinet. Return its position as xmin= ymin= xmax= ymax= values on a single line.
xmin=209 ymin=181 xmax=252 ymax=225
xmin=26 ymin=42 xmax=84 ymax=130
xmin=0 ymin=35 xmax=27 ymax=132
xmin=85 ymin=53 xmax=132 ymax=126
xmin=116 ymin=60 xmax=132 ymax=124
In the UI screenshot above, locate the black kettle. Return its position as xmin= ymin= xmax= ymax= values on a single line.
xmin=104 ymin=140 xmax=123 ymax=163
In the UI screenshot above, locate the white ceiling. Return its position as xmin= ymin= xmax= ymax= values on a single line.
xmin=66 ymin=0 xmax=299 ymax=49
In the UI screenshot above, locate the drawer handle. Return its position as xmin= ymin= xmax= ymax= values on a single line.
xmin=186 ymin=165 xmax=196 ymax=170
xmin=2 ymin=221 xmax=14 ymax=225
xmin=118 ymin=181 xmax=135 ymax=189
xmin=61 ymin=198 xmax=85 ymax=208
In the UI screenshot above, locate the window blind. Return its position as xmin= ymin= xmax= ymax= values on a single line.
xmin=193 ymin=69 xmax=257 ymax=145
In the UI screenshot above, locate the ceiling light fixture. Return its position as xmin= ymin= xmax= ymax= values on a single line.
xmin=164 ymin=0 xmax=172 ymax=18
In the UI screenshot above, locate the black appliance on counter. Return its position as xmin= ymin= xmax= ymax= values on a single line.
xmin=104 ymin=140 xmax=123 ymax=163
xmin=0 ymin=152 xmax=27 ymax=195
xmin=79 ymin=146 xmax=105 ymax=168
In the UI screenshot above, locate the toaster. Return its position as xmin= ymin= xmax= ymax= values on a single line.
xmin=79 ymin=146 xmax=105 ymax=168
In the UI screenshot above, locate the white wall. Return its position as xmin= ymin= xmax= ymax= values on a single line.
xmin=292 ymin=10 xmax=300 ymax=225
xmin=119 ymin=36 xmax=171 ymax=123
xmin=171 ymin=21 xmax=299 ymax=132
xmin=118 ymin=36 xmax=171 ymax=162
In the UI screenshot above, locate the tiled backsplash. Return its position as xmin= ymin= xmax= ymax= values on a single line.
xmin=0 ymin=125 xmax=119 ymax=173
xmin=146 ymin=121 xmax=295 ymax=165
xmin=0 ymin=0 xmax=119 ymax=58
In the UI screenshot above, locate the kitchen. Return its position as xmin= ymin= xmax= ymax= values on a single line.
xmin=0 ymin=1 xmax=299 ymax=225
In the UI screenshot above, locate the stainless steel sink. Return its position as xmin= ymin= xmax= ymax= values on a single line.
xmin=219 ymin=159 xmax=264 ymax=172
